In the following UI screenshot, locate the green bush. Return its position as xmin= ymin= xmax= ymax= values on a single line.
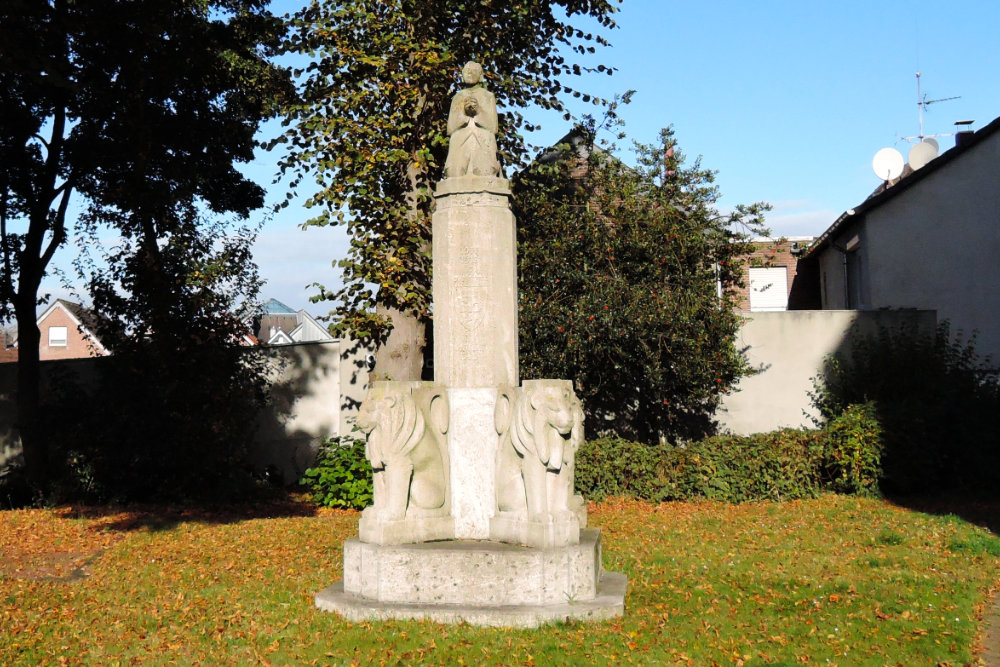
xmin=574 ymin=406 xmax=883 ymax=504
xmin=812 ymin=322 xmax=1000 ymax=495
xmin=820 ymin=403 xmax=882 ymax=496
xmin=575 ymin=437 xmax=663 ymax=501
xmin=659 ymin=429 xmax=826 ymax=503
xmin=300 ymin=437 xmax=373 ymax=510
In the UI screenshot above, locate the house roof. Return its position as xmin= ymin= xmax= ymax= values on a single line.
xmin=808 ymin=114 xmax=1000 ymax=256
xmin=535 ymin=125 xmax=599 ymax=165
xmin=260 ymin=298 xmax=297 ymax=315
xmin=266 ymin=329 xmax=294 ymax=345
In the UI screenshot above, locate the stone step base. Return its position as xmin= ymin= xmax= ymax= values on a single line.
xmin=315 ymin=571 xmax=626 ymax=628
xmin=315 ymin=528 xmax=626 ymax=627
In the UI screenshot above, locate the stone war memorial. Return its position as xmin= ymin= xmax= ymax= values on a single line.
xmin=315 ymin=62 xmax=626 ymax=627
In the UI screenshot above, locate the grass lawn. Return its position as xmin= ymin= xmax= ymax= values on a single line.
xmin=2 ymin=494 xmax=999 ymax=665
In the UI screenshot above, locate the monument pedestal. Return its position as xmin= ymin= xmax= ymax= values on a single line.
xmin=358 ymin=510 xmax=454 ymax=546
xmin=317 ymin=529 xmax=626 ymax=627
xmin=490 ymin=507 xmax=585 ymax=550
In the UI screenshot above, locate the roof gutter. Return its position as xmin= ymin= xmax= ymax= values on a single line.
xmin=809 ymin=208 xmax=855 ymax=256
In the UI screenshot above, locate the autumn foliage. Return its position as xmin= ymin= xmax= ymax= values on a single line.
xmin=274 ymin=0 xmax=621 ymax=378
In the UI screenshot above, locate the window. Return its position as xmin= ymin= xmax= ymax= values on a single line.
xmin=748 ymin=267 xmax=788 ymax=312
xmin=48 ymin=326 xmax=68 ymax=347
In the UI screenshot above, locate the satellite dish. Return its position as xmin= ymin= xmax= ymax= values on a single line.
xmin=872 ymin=147 xmax=904 ymax=181
xmin=924 ymin=137 xmax=939 ymax=152
xmin=908 ymin=140 xmax=939 ymax=170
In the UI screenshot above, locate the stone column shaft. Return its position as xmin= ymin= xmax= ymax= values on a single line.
xmin=432 ymin=177 xmax=518 ymax=389
xmin=432 ymin=176 xmax=517 ymax=538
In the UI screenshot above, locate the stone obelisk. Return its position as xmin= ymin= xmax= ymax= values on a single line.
xmin=315 ymin=62 xmax=625 ymax=627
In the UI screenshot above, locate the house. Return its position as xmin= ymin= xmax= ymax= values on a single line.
xmin=804 ymin=115 xmax=1000 ymax=362
xmin=34 ymin=299 xmax=108 ymax=360
xmin=733 ymin=236 xmax=819 ymax=312
xmin=250 ymin=298 xmax=334 ymax=346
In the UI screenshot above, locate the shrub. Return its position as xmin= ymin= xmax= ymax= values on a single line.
xmin=812 ymin=322 xmax=1000 ymax=495
xmin=574 ymin=407 xmax=883 ymax=504
xmin=575 ymin=437 xmax=663 ymax=501
xmin=820 ymin=403 xmax=882 ymax=496
xmin=660 ymin=429 xmax=826 ymax=503
xmin=300 ymin=437 xmax=373 ymax=510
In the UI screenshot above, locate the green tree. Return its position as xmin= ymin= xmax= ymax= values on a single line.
xmin=274 ymin=0 xmax=619 ymax=380
xmin=515 ymin=120 xmax=769 ymax=445
xmin=0 ymin=0 xmax=290 ymax=490
xmin=55 ymin=213 xmax=271 ymax=502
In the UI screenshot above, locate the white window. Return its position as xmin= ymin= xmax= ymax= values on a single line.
xmin=749 ymin=267 xmax=788 ymax=312
xmin=48 ymin=326 xmax=68 ymax=347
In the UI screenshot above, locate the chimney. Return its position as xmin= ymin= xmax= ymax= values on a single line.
xmin=954 ymin=120 xmax=975 ymax=147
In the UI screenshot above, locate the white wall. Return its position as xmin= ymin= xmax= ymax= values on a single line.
xmin=717 ymin=309 xmax=936 ymax=435
xmin=1 ymin=312 xmax=947 ymax=474
xmin=250 ymin=339 xmax=370 ymax=483
xmin=865 ymin=134 xmax=1000 ymax=362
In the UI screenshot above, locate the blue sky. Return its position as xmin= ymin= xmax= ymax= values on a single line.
xmin=46 ymin=0 xmax=1000 ymax=313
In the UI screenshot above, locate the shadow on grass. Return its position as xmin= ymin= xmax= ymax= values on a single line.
xmin=886 ymin=493 xmax=1000 ymax=537
xmin=55 ymin=492 xmax=323 ymax=534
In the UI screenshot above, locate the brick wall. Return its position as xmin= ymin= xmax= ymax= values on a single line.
xmin=732 ymin=238 xmax=816 ymax=312
xmin=38 ymin=306 xmax=104 ymax=360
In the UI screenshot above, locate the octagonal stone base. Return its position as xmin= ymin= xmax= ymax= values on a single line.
xmin=315 ymin=529 xmax=626 ymax=627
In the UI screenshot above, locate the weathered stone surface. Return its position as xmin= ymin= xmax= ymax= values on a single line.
xmin=432 ymin=185 xmax=517 ymax=389
xmin=434 ymin=175 xmax=510 ymax=198
xmin=357 ymin=381 xmax=452 ymax=544
xmin=446 ymin=387 xmax=497 ymax=539
xmin=490 ymin=497 xmax=587 ymax=551
xmin=358 ymin=514 xmax=454 ymax=546
xmin=444 ymin=62 xmax=500 ymax=179
xmin=493 ymin=380 xmax=587 ymax=548
xmin=316 ymin=572 xmax=627 ymax=628
xmin=321 ymin=528 xmax=625 ymax=627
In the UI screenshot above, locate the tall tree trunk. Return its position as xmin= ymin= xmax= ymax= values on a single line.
xmin=372 ymin=303 xmax=426 ymax=381
xmin=371 ymin=158 xmax=430 ymax=382
xmin=14 ymin=290 xmax=45 ymax=491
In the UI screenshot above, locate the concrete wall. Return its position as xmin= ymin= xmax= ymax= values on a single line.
xmin=0 ymin=339 xmax=370 ymax=484
xmin=250 ymin=339 xmax=369 ymax=483
xmin=818 ymin=130 xmax=1000 ymax=362
xmin=717 ymin=309 xmax=936 ymax=435
xmin=1 ymin=311 xmax=946 ymax=473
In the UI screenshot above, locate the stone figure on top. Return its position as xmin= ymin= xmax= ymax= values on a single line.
xmin=444 ymin=61 xmax=501 ymax=179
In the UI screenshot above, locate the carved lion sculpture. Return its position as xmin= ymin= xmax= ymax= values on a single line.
xmin=357 ymin=382 xmax=449 ymax=521
xmin=495 ymin=380 xmax=584 ymax=524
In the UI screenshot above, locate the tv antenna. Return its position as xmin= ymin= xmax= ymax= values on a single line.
xmin=902 ymin=72 xmax=960 ymax=143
